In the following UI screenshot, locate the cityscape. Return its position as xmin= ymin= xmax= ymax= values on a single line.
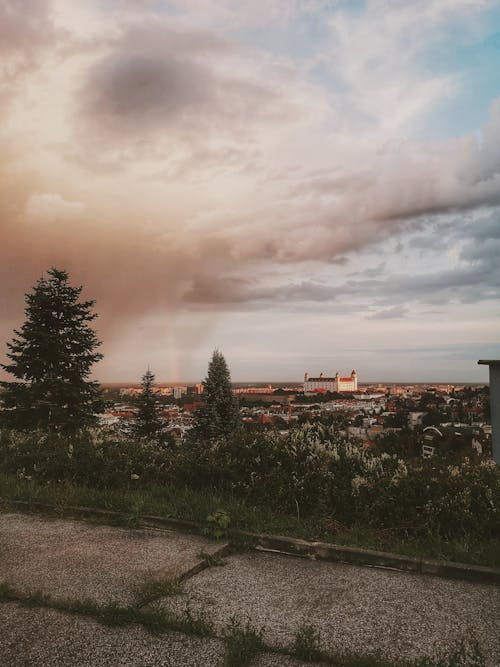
xmin=102 ymin=371 xmax=492 ymax=459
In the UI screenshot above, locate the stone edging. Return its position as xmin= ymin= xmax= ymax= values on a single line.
xmin=2 ymin=498 xmax=499 ymax=586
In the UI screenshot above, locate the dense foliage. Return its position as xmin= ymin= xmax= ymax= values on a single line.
xmin=0 ymin=424 xmax=498 ymax=541
xmin=0 ymin=268 xmax=103 ymax=432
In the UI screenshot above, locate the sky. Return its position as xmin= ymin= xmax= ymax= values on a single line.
xmin=0 ymin=0 xmax=499 ymax=384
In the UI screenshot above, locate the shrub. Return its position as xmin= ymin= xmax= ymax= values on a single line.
xmin=0 ymin=424 xmax=498 ymax=541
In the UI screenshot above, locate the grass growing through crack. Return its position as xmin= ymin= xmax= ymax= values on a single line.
xmin=0 ymin=582 xmax=212 ymax=637
xmin=292 ymin=624 xmax=328 ymax=662
xmin=0 ymin=582 xmax=487 ymax=667
xmin=198 ymin=550 xmax=228 ymax=567
xmin=224 ymin=617 xmax=264 ymax=666
xmin=287 ymin=625 xmax=486 ymax=667
xmin=135 ymin=577 xmax=183 ymax=607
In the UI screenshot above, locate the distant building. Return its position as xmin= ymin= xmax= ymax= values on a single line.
xmin=304 ymin=370 xmax=358 ymax=393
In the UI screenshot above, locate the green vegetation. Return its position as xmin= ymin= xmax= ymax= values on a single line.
xmin=198 ymin=550 xmax=228 ymax=567
xmin=133 ymin=369 xmax=164 ymax=441
xmin=0 ymin=583 xmax=486 ymax=667
xmin=0 ymin=424 xmax=498 ymax=545
xmin=224 ymin=617 xmax=264 ymax=666
xmin=0 ymin=472 xmax=499 ymax=568
xmin=189 ymin=349 xmax=241 ymax=442
xmin=0 ymin=268 xmax=103 ymax=432
xmin=135 ymin=576 xmax=183 ymax=608
xmin=292 ymin=625 xmax=326 ymax=662
xmin=204 ymin=509 xmax=231 ymax=539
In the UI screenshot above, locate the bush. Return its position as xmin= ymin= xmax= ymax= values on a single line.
xmin=0 ymin=424 xmax=498 ymax=541
xmin=0 ymin=429 xmax=173 ymax=489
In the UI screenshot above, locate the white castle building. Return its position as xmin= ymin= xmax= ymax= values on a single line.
xmin=303 ymin=370 xmax=358 ymax=393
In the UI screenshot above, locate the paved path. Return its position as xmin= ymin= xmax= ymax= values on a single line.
xmin=163 ymin=550 xmax=500 ymax=664
xmin=0 ymin=512 xmax=224 ymax=604
xmin=1 ymin=512 xmax=499 ymax=666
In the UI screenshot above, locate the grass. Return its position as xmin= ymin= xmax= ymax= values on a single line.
xmin=224 ymin=617 xmax=264 ymax=666
xmin=0 ymin=583 xmax=486 ymax=667
xmin=135 ymin=576 xmax=183 ymax=608
xmin=1 ymin=472 xmax=499 ymax=568
xmin=198 ymin=550 xmax=228 ymax=567
xmin=292 ymin=624 xmax=328 ymax=662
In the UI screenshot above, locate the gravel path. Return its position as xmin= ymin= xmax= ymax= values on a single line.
xmin=161 ymin=551 xmax=500 ymax=665
xmin=1 ymin=511 xmax=499 ymax=666
xmin=0 ymin=512 xmax=225 ymax=604
xmin=0 ymin=603 xmax=226 ymax=666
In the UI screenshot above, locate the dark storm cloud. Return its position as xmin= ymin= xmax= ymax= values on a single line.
xmin=182 ymin=275 xmax=338 ymax=309
xmin=339 ymin=247 xmax=500 ymax=308
xmin=78 ymin=19 xmax=285 ymax=144
xmin=81 ymin=52 xmax=212 ymax=132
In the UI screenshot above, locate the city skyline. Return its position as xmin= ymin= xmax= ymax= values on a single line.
xmin=1 ymin=1 xmax=499 ymax=383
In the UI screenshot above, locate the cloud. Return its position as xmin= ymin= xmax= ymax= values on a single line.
xmin=77 ymin=18 xmax=296 ymax=151
xmin=82 ymin=51 xmax=211 ymax=132
xmin=0 ymin=0 xmax=499 ymax=380
xmin=0 ymin=0 xmax=55 ymax=55
xmin=23 ymin=193 xmax=85 ymax=224
xmin=366 ymin=305 xmax=409 ymax=320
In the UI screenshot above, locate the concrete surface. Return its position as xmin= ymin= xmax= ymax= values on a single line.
xmin=1 ymin=511 xmax=499 ymax=666
xmin=161 ymin=551 xmax=500 ymax=666
xmin=0 ymin=603 xmax=226 ymax=667
xmin=0 ymin=512 xmax=225 ymax=604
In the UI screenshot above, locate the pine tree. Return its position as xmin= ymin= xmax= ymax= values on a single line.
xmin=0 ymin=268 xmax=103 ymax=432
xmin=190 ymin=349 xmax=240 ymax=441
xmin=133 ymin=369 xmax=164 ymax=439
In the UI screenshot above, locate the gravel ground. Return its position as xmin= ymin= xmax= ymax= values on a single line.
xmin=255 ymin=654 xmax=320 ymax=666
xmin=0 ymin=602 xmax=225 ymax=666
xmin=0 ymin=512 xmax=225 ymax=604
xmin=1 ymin=512 xmax=499 ymax=666
xmin=159 ymin=551 xmax=500 ymax=666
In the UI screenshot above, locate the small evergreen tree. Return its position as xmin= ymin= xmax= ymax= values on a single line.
xmin=0 ymin=268 xmax=103 ymax=432
xmin=190 ymin=349 xmax=240 ymax=442
xmin=133 ymin=369 xmax=164 ymax=440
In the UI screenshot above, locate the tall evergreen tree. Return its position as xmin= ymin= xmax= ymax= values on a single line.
xmin=0 ymin=268 xmax=103 ymax=432
xmin=133 ymin=369 xmax=164 ymax=439
xmin=190 ymin=349 xmax=240 ymax=441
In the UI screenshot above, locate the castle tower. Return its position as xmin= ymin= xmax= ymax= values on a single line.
xmin=351 ymin=370 xmax=357 ymax=391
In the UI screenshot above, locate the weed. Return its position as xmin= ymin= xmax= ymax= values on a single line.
xmin=176 ymin=604 xmax=215 ymax=637
xmin=135 ymin=577 xmax=183 ymax=607
xmin=224 ymin=616 xmax=264 ymax=667
xmin=198 ymin=550 xmax=227 ymax=567
xmin=0 ymin=582 xmax=17 ymax=601
xmin=204 ymin=509 xmax=231 ymax=539
xmin=0 ymin=582 xmax=488 ymax=667
xmin=412 ymin=633 xmax=486 ymax=667
xmin=292 ymin=624 xmax=326 ymax=662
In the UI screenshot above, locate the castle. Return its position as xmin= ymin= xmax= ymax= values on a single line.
xmin=303 ymin=370 xmax=357 ymax=393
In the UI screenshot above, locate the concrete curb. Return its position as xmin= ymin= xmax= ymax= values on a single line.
xmin=2 ymin=497 xmax=499 ymax=586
